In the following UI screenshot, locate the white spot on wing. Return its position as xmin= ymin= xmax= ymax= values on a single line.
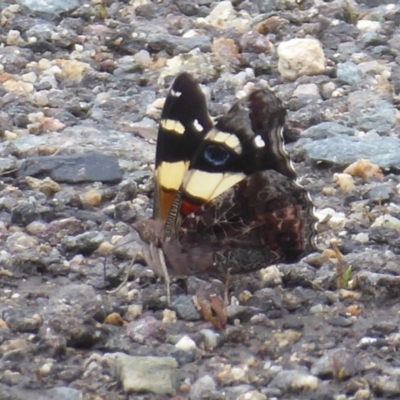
xmin=254 ymin=135 xmax=265 ymax=148
xmin=193 ymin=119 xmax=203 ymax=132
xmin=170 ymin=89 xmax=182 ymax=97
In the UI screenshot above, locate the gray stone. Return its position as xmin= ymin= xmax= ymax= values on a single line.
xmin=3 ymin=135 xmax=47 ymax=155
xmin=374 ymin=375 xmax=400 ymax=396
xmin=18 ymin=152 xmax=123 ymax=183
xmin=357 ymin=271 xmax=400 ymax=297
xmin=60 ymin=232 xmax=104 ymax=255
xmin=256 ymin=0 xmax=277 ymax=12
xmin=303 ymin=136 xmax=400 ymax=171
xmin=2 ymin=309 xmax=42 ymax=333
xmin=366 ymin=185 xmax=392 ymax=203
xmin=111 ymin=353 xmax=178 ymax=395
xmin=198 ymin=329 xmax=221 ymax=351
xmin=237 ymin=390 xmax=267 ymax=400
xmin=171 ymin=295 xmax=201 ymax=321
xmin=18 ymin=0 xmax=80 ymax=19
xmin=41 ymin=387 xmax=82 ymax=400
xmin=269 ymin=369 xmax=319 ymax=392
xmin=189 ymin=375 xmax=217 ymax=400
xmin=25 ymin=23 xmax=56 ymax=41
xmin=147 ymin=33 xmax=211 ymax=56
xmin=311 ymin=348 xmax=360 ymax=379
xmin=0 ymin=157 xmax=17 ymax=175
xmin=0 ymin=387 xmax=82 ymax=400
xmin=126 ymin=316 xmax=165 ymax=344
xmin=173 ymin=0 xmax=200 ymax=16
xmin=337 ymin=62 xmax=365 ymax=85
xmin=301 ymin=122 xmax=357 ymax=140
xmin=348 ymin=100 xmax=396 ymax=134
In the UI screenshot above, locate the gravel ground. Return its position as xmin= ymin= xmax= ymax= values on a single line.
xmin=1 ymin=0 xmax=400 ymax=399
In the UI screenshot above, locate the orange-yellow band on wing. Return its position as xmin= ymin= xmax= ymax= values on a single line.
xmin=155 ymin=160 xmax=189 ymax=220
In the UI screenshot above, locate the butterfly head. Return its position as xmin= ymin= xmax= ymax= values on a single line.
xmin=132 ymin=219 xmax=164 ymax=246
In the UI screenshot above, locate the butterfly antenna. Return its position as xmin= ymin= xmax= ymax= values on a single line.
xmin=105 ymin=250 xmax=139 ymax=295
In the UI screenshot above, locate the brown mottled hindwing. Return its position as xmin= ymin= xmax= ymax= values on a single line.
xmin=162 ymin=170 xmax=316 ymax=276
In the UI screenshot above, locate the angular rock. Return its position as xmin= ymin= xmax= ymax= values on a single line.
xmin=301 ymin=122 xmax=357 ymax=140
xmin=110 ymin=353 xmax=178 ymax=395
xmin=18 ymin=152 xmax=123 ymax=184
xmin=311 ymin=348 xmax=359 ymax=379
xmin=304 ymin=136 xmax=400 ymax=171
xmin=278 ymin=38 xmax=325 ymax=81
xmin=18 ymin=0 xmax=80 ymax=20
xmin=269 ymin=369 xmax=319 ymax=392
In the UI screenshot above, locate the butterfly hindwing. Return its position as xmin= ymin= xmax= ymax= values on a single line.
xmin=162 ymin=170 xmax=316 ymax=276
xmin=154 ymin=73 xmax=213 ymax=221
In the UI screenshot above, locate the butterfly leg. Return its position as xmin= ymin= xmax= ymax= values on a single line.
xmin=158 ymin=248 xmax=171 ymax=306
xmin=140 ymin=242 xmax=171 ymax=306
xmin=224 ymin=268 xmax=232 ymax=308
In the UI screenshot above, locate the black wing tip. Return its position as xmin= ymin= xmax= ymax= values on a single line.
xmin=170 ymin=72 xmax=199 ymax=92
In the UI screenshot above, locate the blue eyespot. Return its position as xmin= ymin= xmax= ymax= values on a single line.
xmin=204 ymin=145 xmax=230 ymax=166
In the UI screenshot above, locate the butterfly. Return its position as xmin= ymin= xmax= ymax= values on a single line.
xmin=132 ymin=73 xmax=317 ymax=324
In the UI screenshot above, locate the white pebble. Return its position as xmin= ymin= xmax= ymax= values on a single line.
xmin=175 ymin=335 xmax=197 ymax=351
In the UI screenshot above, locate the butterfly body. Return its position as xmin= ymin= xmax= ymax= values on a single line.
xmin=134 ymin=73 xmax=317 ymax=284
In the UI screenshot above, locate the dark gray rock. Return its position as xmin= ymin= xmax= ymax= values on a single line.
xmin=147 ymin=33 xmax=212 ymax=56
xmin=2 ymin=309 xmax=42 ymax=333
xmin=60 ymin=231 xmax=104 ymax=255
xmin=173 ymin=0 xmax=200 ymax=16
xmin=171 ymin=295 xmax=201 ymax=321
xmin=11 ymin=201 xmax=54 ymax=226
xmin=114 ymin=201 xmax=137 ymax=223
xmin=169 ymin=348 xmax=196 ymax=365
xmin=126 ymin=316 xmax=166 ymax=344
xmin=18 ymin=152 xmax=123 ymax=184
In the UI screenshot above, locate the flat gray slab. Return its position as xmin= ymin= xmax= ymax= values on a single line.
xmin=303 ymin=135 xmax=400 ymax=171
xmin=18 ymin=152 xmax=123 ymax=183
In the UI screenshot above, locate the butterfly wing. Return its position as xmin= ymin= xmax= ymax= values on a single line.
xmin=162 ymin=170 xmax=317 ymax=276
xmin=154 ymin=73 xmax=213 ymax=221
xmin=160 ymin=86 xmax=317 ymax=276
xmin=172 ymin=87 xmax=297 ymax=227
xmin=139 ymin=74 xmax=316 ymax=279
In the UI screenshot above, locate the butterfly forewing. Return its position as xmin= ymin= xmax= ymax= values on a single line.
xmin=154 ymin=73 xmax=213 ymax=221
